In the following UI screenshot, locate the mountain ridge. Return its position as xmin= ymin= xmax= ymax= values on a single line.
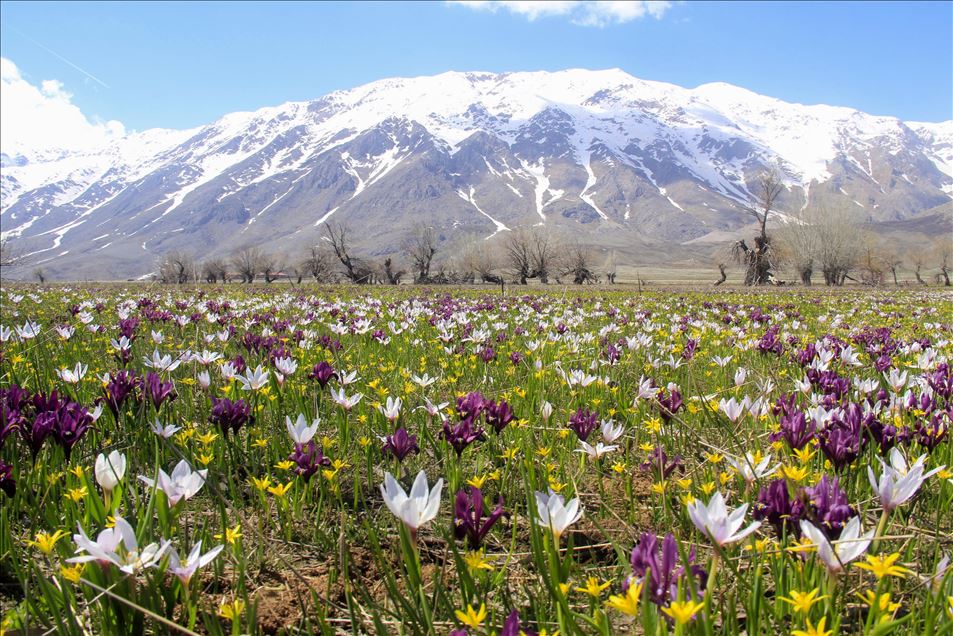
xmin=1 ymin=68 xmax=950 ymax=279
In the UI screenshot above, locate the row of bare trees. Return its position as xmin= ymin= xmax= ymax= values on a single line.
xmin=150 ymin=221 xmax=613 ymax=286
xmin=722 ymin=169 xmax=951 ymax=287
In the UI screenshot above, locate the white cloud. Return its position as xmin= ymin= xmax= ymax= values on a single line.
xmin=450 ymin=1 xmax=672 ymax=27
xmin=0 ymin=57 xmax=125 ymax=159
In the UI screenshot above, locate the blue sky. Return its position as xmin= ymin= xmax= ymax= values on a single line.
xmin=1 ymin=0 xmax=951 ymax=138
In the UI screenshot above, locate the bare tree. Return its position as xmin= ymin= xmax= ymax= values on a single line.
xmin=604 ymin=250 xmax=617 ymax=284
xmin=857 ymin=238 xmax=886 ymax=286
xmin=405 ymin=225 xmax=439 ymax=283
xmin=156 ymin=251 xmax=197 ymax=284
xmin=0 ymin=238 xmax=22 ymax=267
xmin=776 ymin=204 xmax=865 ymax=286
xmin=462 ymin=243 xmax=499 ymax=284
xmin=33 ymin=268 xmax=46 ymax=283
xmin=502 ymin=226 xmax=558 ymax=284
xmin=932 ymin=239 xmax=952 ymax=286
xmin=231 ymin=247 xmax=264 ymax=284
xmin=302 ymin=245 xmax=335 ymax=283
xmin=201 ymin=258 xmax=229 ymax=284
xmin=911 ymin=251 xmax=929 ymax=285
xmin=324 ymin=222 xmax=373 ymax=284
xmin=561 ymin=242 xmax=599 ymax=284
xmin=733 ymin=170 xmax=784 ymax=285
xmin=260 ymin=252 xmax=282 ymax=284
xmin=528 ymin=227 xmax=559 ymax=284
xmin=381 ymin=257 xmax=405 ymax=285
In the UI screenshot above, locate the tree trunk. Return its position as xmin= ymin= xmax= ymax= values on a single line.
xmin=800 ymin=266 xmax=812 ymax=286
xmin=942 ymin=267 xmax=951 ymax=287
xmin=914 ymin=264 xmax=927 ymax=285
xmin=713 ymin=264 xmax=727 ymax=286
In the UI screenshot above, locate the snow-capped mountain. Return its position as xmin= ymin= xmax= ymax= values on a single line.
xmin=2 ymin=68 xmax=950 ymax=279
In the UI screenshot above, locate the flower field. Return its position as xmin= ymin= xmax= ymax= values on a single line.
xmin=1 ymin=285 xmax=951 ymax=635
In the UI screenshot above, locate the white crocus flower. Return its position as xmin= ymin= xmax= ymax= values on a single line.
xmin=94 ymin=451 xmax=127 ymax=493
xmin=600 ymin=419 xmax=624 ymax=443
xmin=718 ymin=397 xmax=748 ymax=423
xmin=338 ymin=370 xmax=359 ymax=386
xmin=151 ymin=330 xmax=164 ymax=344
xmin=734 ymin=367 xmax=748 ymax=387
xmin=799 ymin=517 xmax=873 ymax=574
xmin=794 ymin=375 xmax=813 ymax=394
xmin=379 ymin=396 xmax=402 ymax=422
xmin=411 ymin=373 xmax=437 ymax=388
xmin=237 ymin=365 xmax=270 ymax=391
xmin=0 ymin=326 xmax=11 ymax=342
xmin=867 ymin=448 xmax=944 ymax=512
xmin=195 ymin=350 xmax=223 ymax=366
xmin=330 ymin=388 xmax=363 ymax=410
xmin=167 ymin=540 xmax=225 ymax=585
xmin=139 ymin=460 xmax=207 ymax=506
xmin=110 ymin=336 xmax=132 ymax=352
xmin=150 ymin=420 xmax=182 ymax=439
xmin=57 ymin=362 xmax=88 ymax=384
xmin=68 ymin=516 xmax=170 ymax=575
xmin=15 ymin=321 xmax=41 ymax=340
xmin=417 ymin=397 xmax=449 ymax=418
xmin=576 ymin=440 xmax=619 ymax=459
xmin=726 ymin=452 xmax=779 ymax=485
xmin=197 ymin=370 xmax=211 ymax=389
xmin=712 ymin=355 xmax=733 ymax=368
xmin=286 ymin=414 xmax=320 ymax=445
xmin=534 ymin=489 xmax=583 ymax=542
xmin=143 ymin=349 xmax=181 ymax=373
xmin=884 ymin=368 xmax=908 ymax=393
xmin=274 ymin=356 xmax=298 ymax=376
xmin=380 ymin=470 xmax=443 ymax=534
xmin=687 ymin=491 xmax=761 ymax=547
xmin=540 ymin=400 xmax=554 ymax=421
xmin=55 ymin=325 xmax=75 ymax=340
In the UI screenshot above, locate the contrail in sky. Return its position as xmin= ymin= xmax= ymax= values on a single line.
xmin=8 ymin=25 xmax=110 ymax=89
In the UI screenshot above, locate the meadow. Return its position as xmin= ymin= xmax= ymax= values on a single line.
xmin=0 ymin=284 xmax=951 ymax=635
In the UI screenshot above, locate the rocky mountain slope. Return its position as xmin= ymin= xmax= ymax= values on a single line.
xmin=2 ymin=68 xmax=950 ymax=279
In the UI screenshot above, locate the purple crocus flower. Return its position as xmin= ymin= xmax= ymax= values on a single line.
xmin=480 ymin=347 xmax=496 ymax=363
xmin=680 ymin=338 xmax=698 ymax=361
xmin=288 ymin=441 xmax=331 ymax=481
xmin=456 ymin=392 xmax=487 ymax=420
xmin=144 ymin=372 xmax=177 ymax=411
xmin=753 ymin=479 xmax=804 ymax=537
xmin=117 ymin=317 xmax=139 ymax=340
xmin=51 ymin=401 xmax=94 ymax=459
xmin=441 ymin=417 xmax=485 ymax=457
xmin=0 ymin=460 xmax=14 ymax=497
xmin=757 ymin=326 xmax=783 ymax=356
xmin=308 ymin=361 xmax=337 ymax=387
xmin=102 ymin=371 xmax=142 ymax=420
xmin=500 ymin=610 xmax=537 ymax=636
xmin=485 ymin=400 xmax=514 ymax=434
xmin=568 ymin=408 xmax=599 ymax=441
xmin=453 ymin=486 xmax=505 ymax=549
xmin=817 ymin=420 xmax=864 ymax=471
xmin=383 ymin=428 xmax=419 ymax=462
xmin=208 ymin=397 xmax=252 ymax=436
xmin=916 ymin=412 xmax=949 ymax=451
xmin=655 ymin=388 xmax=683 ymax=422
xmin=775 ymin=411 xmax=815 ymax=450
xmin=22 ymin=411 xmax=55 ymax=459
xmin=639 ymin=445 xmax=683 ymax=479
xmin=801 ymin=475 xmax=854 ymax=539
xmin=627 ymin=532 xmax=706 ymax=607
